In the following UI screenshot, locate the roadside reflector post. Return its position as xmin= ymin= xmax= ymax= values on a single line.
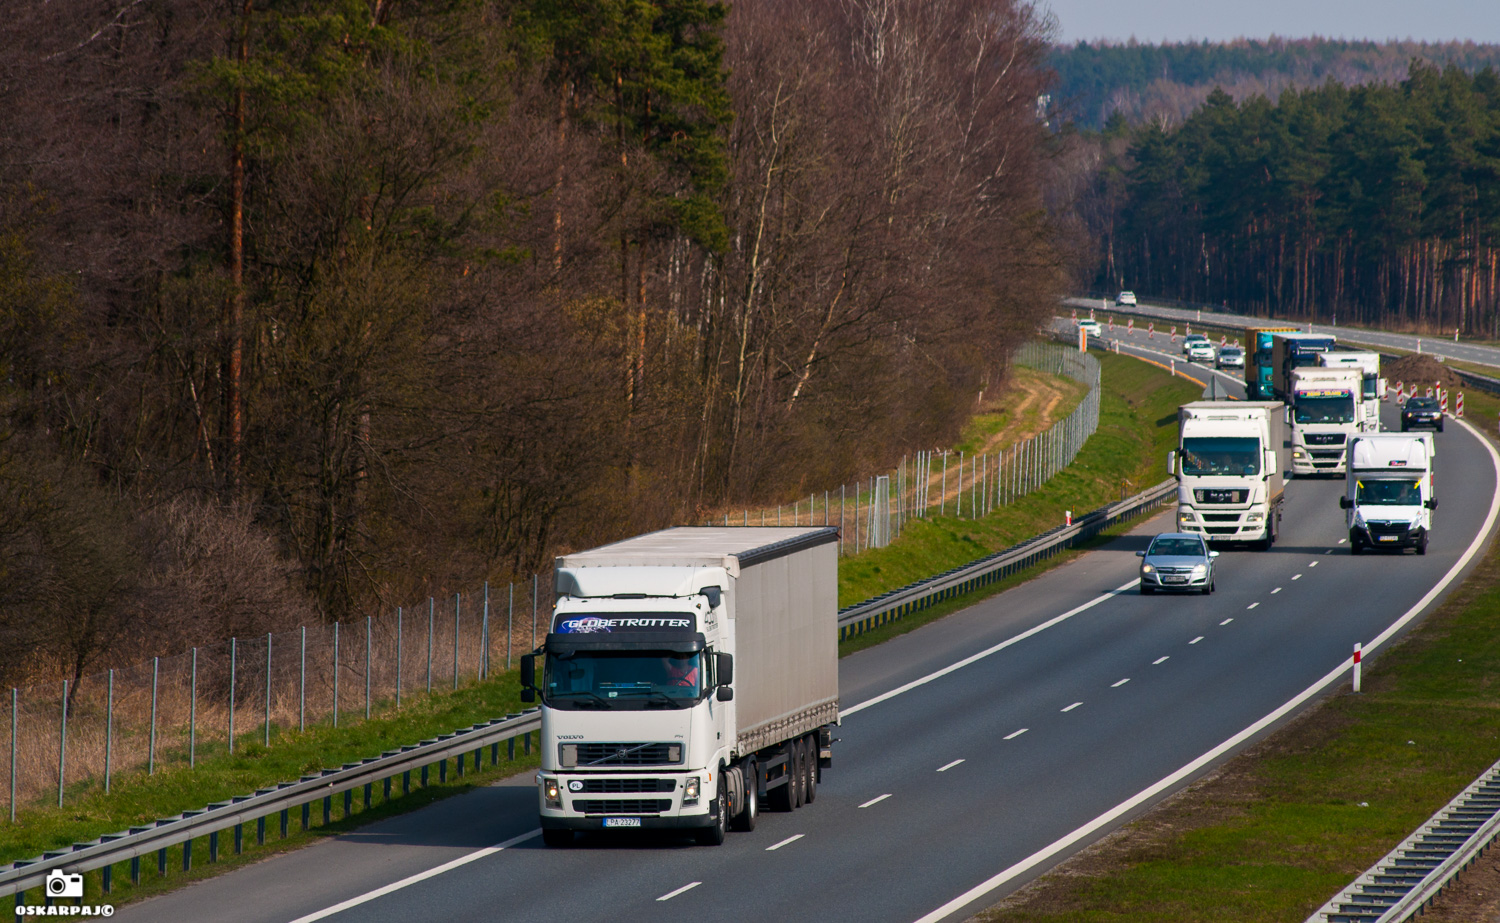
xmin=1457 ymin=392 xmax=1464 ymax=418
xmin=1065 ymin=510 xmax=1072 ymax=526
xmin=1353 ymin=643 xmax=1362 ymax=694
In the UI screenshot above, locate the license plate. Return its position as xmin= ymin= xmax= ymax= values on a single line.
xmin=603 ymin=817 xmax=641 ymax=828
xmin=1163 ymin=576 xmax=1187 ymax=584
xmin=1378 ymin=535 xmax=1398 ymax=542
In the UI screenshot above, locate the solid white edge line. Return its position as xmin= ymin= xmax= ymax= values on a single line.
xmin=937 ymin=759 xmax=966 ymax=772
xmin=910 ymin=414 xmax=1500 ymax=923
xmin=657 ymin=881 xmax=703 ymax=902
xmin=287 ymin=827 xmax=541 ymax=923
xmin=843 ymin=578 xmax=1142 ymax=718
xmin=766 ymin=834 xmax=804 ymax=852
xmin=860 ymin=794 xmax=892 ymax=808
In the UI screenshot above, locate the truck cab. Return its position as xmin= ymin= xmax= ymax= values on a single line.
xmin=1170 ymin=401 xmax=1287 ymax=549
xmin=1289 ymin=367 xmax=1362 ymax=475
xmin=1340 ymin=434 xmax=1437 ymax=554
xmin=1318 ymin=351 xmax=1385 ymax=432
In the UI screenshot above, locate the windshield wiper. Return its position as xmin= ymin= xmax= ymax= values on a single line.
xmin=550 ymin=690 xmax=612 ymax=709
xmin=616 ymin=688 xmax=687 ymax=708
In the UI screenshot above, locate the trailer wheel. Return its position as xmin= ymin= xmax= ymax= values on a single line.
xmin=734 ymin=760 xmax=758 ymax=831
xmin=542 ymin=828 xmax=573 ymax=848
xmin=790 ymin=741 xmax=806 ymax=810
xmin=803 ymin=735 xmax=818 ymax=804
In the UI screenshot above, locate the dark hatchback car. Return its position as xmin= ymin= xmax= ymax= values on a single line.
xmin=1401 ymin=396 xmax=1444 ymax=432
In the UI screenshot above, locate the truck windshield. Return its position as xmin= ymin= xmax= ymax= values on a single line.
xmin=1295 ymin=395 xmax=1355 ymax=424
xmin=1355 ymin=479 xmax=1422 ymax=506
xmin=1181 ymin=437 xmax=1261 ymax=476
xmin=543 ymin=651 xmax=702 ymax=709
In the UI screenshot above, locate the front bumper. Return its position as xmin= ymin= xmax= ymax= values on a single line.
xmin=1178 ymin=506 xmax=1268 ymax=541
xmin=1402 ymin=415 xmax=1442 ymax=430
xmin=1291 ymin=448 xmax=1346 ymax=474
xmin=1354 ymin=523 xmax=1426 ymax=549
xmin=1140 ymin=570 xmax=1210 ymax=590
xmin=537 ymin=773 xmax=716 ymax=831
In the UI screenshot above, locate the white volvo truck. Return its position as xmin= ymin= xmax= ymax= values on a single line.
xmin=1340 ymin=433 xmax=1437 ymax=554
xmin=1171 ymin=401 xmax=1288 ymax=549
xmin=522 ymin=526 xmax=839 ymax=846
xmin=1288 ymin=366 xmax=1364 ymax=475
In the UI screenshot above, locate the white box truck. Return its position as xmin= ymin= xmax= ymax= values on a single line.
xmin=522 ymin=526 xmax=839 ymax=846
xmin=1288 ymin=366 xmax=1364 ymax=475
xmin=1340 ymin=434 xmax=1437 ymax=554
xmin=1318 ymin=351 xmax=1385 ymax=431
xmin=1170 ymin=401 xmax=1288 ymax=549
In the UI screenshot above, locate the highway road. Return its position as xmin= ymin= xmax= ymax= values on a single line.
xmin=1066 ymin=295 xmax=1500 ymax=372
xmin=117 ymin=354 xmax=1500 ymax=923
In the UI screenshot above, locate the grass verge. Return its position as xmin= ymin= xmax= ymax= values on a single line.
xmin=978 ymin=389 xmax=1500 ymax=923
xmin=836 ymin=351 xmax=1199 ymax=651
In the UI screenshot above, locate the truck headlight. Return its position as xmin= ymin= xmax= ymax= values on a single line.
xmin=683 ymin=776 xmax=700 ymax=805
xmin=1246 ymin=512 xmax=1264 ymax=522
xmin=543 ymin=776 xmax=562 ymax=808
xmin=1292 ymin=449 xmax=1305 ymax=459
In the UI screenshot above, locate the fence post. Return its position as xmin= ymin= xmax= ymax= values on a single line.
xmin=365 ymin=616 xmax=372 ymax=720
xmin=265 ymin=632 xmax=272 ymax=747
xmin=426 ymin=598 xmax=434 ymax=694
xmin=299 ymin=625 xmax=307 ymax=733
xmin=532 ymin=574 xmax=539 ymax=650
xmin=396 ymin=607 xmax=403 ymax=709
xmin=189 ymin=647 xmax=197 ymax=768
xmin=58 ymin=680 xmax=67 ymax=808
xmin=149 ymin=657 xmax=159 ymax=775
xmin=453 ymin=593 xmax=460 ymax=691
xmin=105 ymin=670 xmax=113 ymax=793
xmin=481 ymin=582 xmax=490 ymax=680
xmin=507 ymin=583 xmax=514 ymax=670
xmin=840 ymin=485 xmax=845 ymax=555
xmin=228 ymin=638 xmax=236 ymax=754
xmin=332 ymin=621 xmax=340 ymax=728
xmin=8 ymin=688 xmax=14 ymax=822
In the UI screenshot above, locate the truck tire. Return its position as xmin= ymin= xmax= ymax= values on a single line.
xmin=734 ymin=760 xmax=758 ymax=831
xmin=790 ymin=741 xmax=806 ymax=809
xmin=697 ymin=771 xmax=728 ymax=846
xmin=806 ymin=735 xmax=821 ymax=800
xmin=542 ymin=828 xmax=573 ymax=848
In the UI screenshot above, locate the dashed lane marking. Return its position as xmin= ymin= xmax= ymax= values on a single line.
xmin=1190 ymin=636 xmax=1204 ymax=644
xmin=1062 ymin=702 xmax=1082 ymax=712
xmin=1153 ymin=656 xmax=1169 ymax=665
xmin=1220 ymin=618 xmax=1233 ymax=626
xmin=658 ymin=882 xmax=702 ymax=902
xmin=860 ymin=794 xmax=892 ymax=808
xmin=937 ymin=759 xmax=965 ymax=772
xmin=1005 ymin=728 xmax=1030 ymax=740
xmin=1247 ymin=602 xmax=1259 ymax=610
xmin=766 ymin=835 xmax=804 ymax=851
xmin=1111 ymin=678 xmax=1130 ymax=688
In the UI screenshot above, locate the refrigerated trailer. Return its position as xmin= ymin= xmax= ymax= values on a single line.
xmin=523 ymin=526 xmax=839 ymax=846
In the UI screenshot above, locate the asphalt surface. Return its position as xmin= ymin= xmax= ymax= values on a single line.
xmin=1066 ymin=296 xmax=1500 ymax=372
xmin=116 ymin=352 xmax=1499 ymax=923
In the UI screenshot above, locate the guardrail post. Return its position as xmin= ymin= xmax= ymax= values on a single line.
xmin=102 ymin=864 xmax=111 ymax=894
xmin=301 ymin=802 xmax=309 ymax=832
xmin=234 ymin=823 xmax=242 ymax=855
xmin=209 ymin=829 xmax=217 ymax=863
xmin=322 ymin=794 xmax=331 ymax=824
xmin=363 ymin=782 xmax=371 ymax=810
xmin=130 ymin=856 xmax=139 ymax=885
xmin=439 ymin=759 xmax=447 ymax=784
xmin=182 ymin=838 xmax=191 ymax=872
xmin=257 ymin=816 xmax=264 ymax=846
xmin=280 ymin=808 xmax=288 ymax=838
xmin=384 ymin=775 xmax=391 ymax=801
xmin=421 ymin=765 xmax=428 ymax=787
xmin=344 ymin=789 xmax=351 ymax=818
xmin=403 ymin=770 xmax=411 ymax=794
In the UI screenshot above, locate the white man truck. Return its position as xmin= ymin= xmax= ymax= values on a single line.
xmin=522 ymin=526 xmax=839 ymax=847
xmin=1288 ymin=366 xmax=1364 ymax=476
xmin=1170 ymin=401 xmax=1289 ymax=549
xmin=1340 ymin=434 xmax=1437 ymax=555
xmin=1318 ymin=351 xmax=1385 ymax=432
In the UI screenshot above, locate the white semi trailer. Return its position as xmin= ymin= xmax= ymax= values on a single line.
xmin=1171 ymin=401 xmax=1288 ymax=549
xmin=1318 ymin=350 xmax=1385 ymax=432
xmin=1340 ymin=434 xmax=1437 ymax=554
xmin=1288 ymin=366 xmax=1364 ymax=476
xmin=522 ymin=526 xmax=839 ymax=846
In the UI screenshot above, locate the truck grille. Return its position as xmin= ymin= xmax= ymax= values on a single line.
xmin=1204 ymin=526 xmax=1239 ymax=535
xmin=1310 ymin=450 xmax=1344 ymax=459
xmin=1194 ymin=489 xmax=1247 ymax=504
xmin=573 ymin=799 xmax=673 ymax=815
xmin=1304 ymin=433 xmax=1346 ymax=446
xmin=574 ymin=743 xmax=682 ymax=766
xmin=1200 ymin=513 xmax=1241 ymax=522
xmin=1369 ymin=521 xmax=1411 ymax=537
xmin=572 ymin=778 xmax=676 ymax=794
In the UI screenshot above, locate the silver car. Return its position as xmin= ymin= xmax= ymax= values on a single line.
xmin=1137 ymin=532 xmax=1218 ymax=595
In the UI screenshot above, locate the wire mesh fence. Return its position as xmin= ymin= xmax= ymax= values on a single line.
xmin=704 ymin=340 xmax=1103 ymax=554
xmin=2 ymin=342 xmax=1101 ymax=820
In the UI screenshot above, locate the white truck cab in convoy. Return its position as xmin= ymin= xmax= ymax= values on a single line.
xmin=522 ymin=527 xmax=839 ymax=847
xmin=1170 ymin=401 xmax=1288 ymax=549
xmin=1289 ymin=366 xmax=1364 ymax=476
xmin=1341 ymin=434 xmax=1437 ymax=554
xmin=1318 ymin=351 xmax=1385 ymax=432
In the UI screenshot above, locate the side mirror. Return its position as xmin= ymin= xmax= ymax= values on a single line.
xmin=716 ymin=686 xmax=734 ymax=702
xmin=520 ymin=654 xmax=537 ymax=702
xmin=1167 ymin=451 xmax=1177 ymax=477
xmin=1135 ymin=550 xmax=1146 ymax=557
xmin=1427 ymin=498 xmax=1439 ymax=510
xmin=1209 ymin=551 xmax=1220 ymax=558
xmin=1339 ymin=496 xmax=1351 ymax=509
xmin=716 ymin=652 xmax=734 ymax=687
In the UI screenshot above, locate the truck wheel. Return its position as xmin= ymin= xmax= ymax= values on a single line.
xmin=542 ymin=828 xmax=573 ymax=848
xmin=697 ymin=771 xmax=728 ymax=846
xmin=734 ymin=760 xmax=758 ymax=831
xmin=790 ymin=742 xmax=806 ymax=809
xmin=803 ymin=735 xmax=818 ymax=804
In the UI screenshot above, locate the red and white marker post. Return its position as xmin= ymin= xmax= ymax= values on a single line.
xmin=1353 ymin=642 xmax=1362 ymax=693
xmin=1148 ymin=322 xmax=1154 ymax=339
xmin=1457 ymin=392 xmax=1465 ymax=417
xmin=1170 ymin=325 xmax=1177 ymax=343
xmin=1440 ymin=389 xmax=1449 ymax=414
xmin=1395 ymin=381 xmax=1404 ymax=402
xmin=1065 ymin=510 xmax=1073 ymax=526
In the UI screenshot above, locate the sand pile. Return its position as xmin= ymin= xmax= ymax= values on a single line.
xmin=1384 ymin=354 xmax=1464 ymax=394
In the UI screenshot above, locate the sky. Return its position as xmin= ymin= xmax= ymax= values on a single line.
xmin=1040 ymin=0 xmax=1500 ymax=46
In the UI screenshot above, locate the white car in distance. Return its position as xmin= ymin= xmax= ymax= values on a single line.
xmin=1077 ymin=318 xmax=1102 ymax=338
xmin=1182 ymin=333 xmax=1210 ymax=356
xmin=1116 ymin=291 xmax=1138 ymax=306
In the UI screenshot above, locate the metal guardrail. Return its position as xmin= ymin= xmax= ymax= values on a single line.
xmin=1306 ymin=755 xmax=1500 ymax=922
xmin=837 ymin=478 xmax=1177 ymax=640
xmin=0 ymin=709 xmax=542 ymax=901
